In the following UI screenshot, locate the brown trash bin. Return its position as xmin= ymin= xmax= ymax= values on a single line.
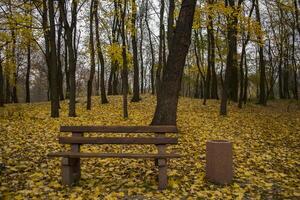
xmin=206 ymin=140 xmax=233 ymax=184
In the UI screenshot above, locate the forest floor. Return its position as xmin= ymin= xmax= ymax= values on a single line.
xmin=0 ymin=95 xmax=299 ymax=199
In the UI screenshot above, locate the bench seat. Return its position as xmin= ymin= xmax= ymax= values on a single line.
xmin=48 ymin=152 xmax=181 ymax=158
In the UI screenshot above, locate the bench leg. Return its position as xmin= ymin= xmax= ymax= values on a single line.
xmin=71 ymin=158 xmax=81 ymax=182
xmin=158 ymin=159 xmax=167 ymax=190
xmin=61 ymin=158 xmax=74 ymax=185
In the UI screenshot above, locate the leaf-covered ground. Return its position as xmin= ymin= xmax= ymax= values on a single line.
xmin=1 ymin=95 xmax=300 ymax=199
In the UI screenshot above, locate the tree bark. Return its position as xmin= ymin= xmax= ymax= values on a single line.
xmin=139 ymin=0 xmax=145 ymax=94
xmin=59 ymin=0 xmax=78 ymax=117
xmin=94 ymin=0 xmax=108 ymax=104
xmin=131 ymin=0 xmax=141 ymax=102
xmin=156 ymin=0 xmax=165 ymax=94
xmin=227 ymin=0 xmax=240 ymax=102
xmin=0 ymin=57 xmax=4 ymax=107
xmin=57 ymin=11 xmax=64 ymax=101
xmin=255 ymin=0 xmax=266 ymax=105
xmin=121 ymin=0 xmax=129 ymax=118
xmin=208 ymin=0 xmax=218 ymax=100
xmin=167 ymin=0 xmax=175 ymax=51
xmin=25 ymin=44 xmax=31 ymax=103
xmin=145 ymin=0 xmax=155 ymax=95
xmin=87 ymin=0 xmax=96 ymax=110
xmin=48 ymin=0 xmax=59 ymax=117
xmin=151 ymin=0 xmax=197 ymax=125
xmin=238 ymin=0 xmax=254 ymax=108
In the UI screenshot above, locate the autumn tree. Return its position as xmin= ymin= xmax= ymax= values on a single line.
xmin=151 ymin=0 xmax=197 ymax=125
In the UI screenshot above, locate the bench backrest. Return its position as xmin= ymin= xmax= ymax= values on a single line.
xmin=60 ymin=125 xmax=178 ymax=133
xmin=60 ymin=126 xmax=179 ymax=145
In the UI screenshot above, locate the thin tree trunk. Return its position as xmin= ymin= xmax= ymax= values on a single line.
xmin=156 ymin=0 xmax=165 ymax=94
xmin=139 ymin=0 xmax=145 ymax=94
xmin=94 ymin=0 xmax=108 ymax=104
xmin=5 ymin=78 xmax=11 ymax=104
xmin=25 ymin=44 xmax=31 ymax=103
xmin=121 ymin=0 xmax=128 ymax=118
xmin=57 ymin=12 xmax=64 ymax=101
xmin=64 ymin=42 xmax=70 ymax=99
xmin=59 ymin=0 xmax=78 ymax=117
xmin=243 ymin=54 xmax=248 ymax=104
xmin=255 ymin=0 xmax=266 ymax=105
xmin=131 ymin=0 xmax=141 ymax=102
xmin=0 ymin=57 xmax=4 ymax=107
xmin=87 ymin=0 xmax=96 ymax=110
xmin=48 ymin=0 xmax=59 ymax=117
xmin=145 ymin=0 xmax=155 ymax=94
xmin=151 ymin=0 xmax=197 ymax=125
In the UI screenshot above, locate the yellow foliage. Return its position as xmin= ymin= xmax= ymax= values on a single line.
xmin=106 ymin=43 xmax=133 ymax=69
xmin=0 ymin=95 xmax=299 ymax=199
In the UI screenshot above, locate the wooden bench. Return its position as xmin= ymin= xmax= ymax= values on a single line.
xmin=48 ymin=125 xmax=180 ymax=190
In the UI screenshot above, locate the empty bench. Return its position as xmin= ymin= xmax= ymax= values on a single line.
xmin=48 ymin=125 xmax=180 ymax=190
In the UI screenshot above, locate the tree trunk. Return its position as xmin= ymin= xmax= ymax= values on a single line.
xmin=57 ymin=12 xmax=64 ymax=101
xmin=121 ymin=0 xmax=129 ymax=118
xmin=131 ymin=0 xmax=141 ymax=102
xmin=156 ymin=0 xmax=165 ymax=94
xmin=25 ymin=44 xmax=31 ymax=103
xmin=208 ymin=0 xmax=218 ymax=100
xmin=139 ymin=0 xmax=145 ymax=94
xmin=255 ymin=0 xmax=266 ymax=105
xmin=94 ymin=0 xmax=108 ymax=104
xmin=48 ymin=0 xmax=59 ymax=117
xmin=243 ymin=54 xmax=248 ymax=104
xmin=145 ymin=0 xmax=155 ymax=95
xmin=59 ymin=0 xmax=77 ymax=117
xmin=64 ymin=41 xmax=70 ymax=99
xmin=87 ymin=0 xmax=96 ymax=110
xmin=151 ymin=0 xmax=197 ymax=125
xmin=220 ymin=0 xmax=242 ymax=115
xmin=0 ymin=58 xmax=4 ymax=107
xmin=227 ymin=0 xmax=240 ymax=102
xmin=167 ymin=0 xmax=175 ymax=51
xmin=5 ymin=78 xmax=11 ymax=103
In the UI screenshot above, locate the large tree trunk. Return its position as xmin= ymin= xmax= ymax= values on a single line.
xmin=151 ymin=0 xmax=197 ymax=125
xmin=94 ymin=0 xmax=108 ymax=104
xmin=87 ymin=0 xmax=96 ymax=110
xmin=48 ymin=0 xmax=59 ymax=117
xmin=131 ymin=0 xmax=141 ymax=102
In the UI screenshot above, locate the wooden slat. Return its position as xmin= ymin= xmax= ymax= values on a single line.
xmin=48 ymin=152 xmax=181 ymax=158
xmin=60 ymin=126 xmax=178 ymax=133
xmin=59 ymin=137 xmax=178 ymax=145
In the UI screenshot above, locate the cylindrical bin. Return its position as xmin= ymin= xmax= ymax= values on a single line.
xmin=206 ymin=140 xmax=233 ymax=184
